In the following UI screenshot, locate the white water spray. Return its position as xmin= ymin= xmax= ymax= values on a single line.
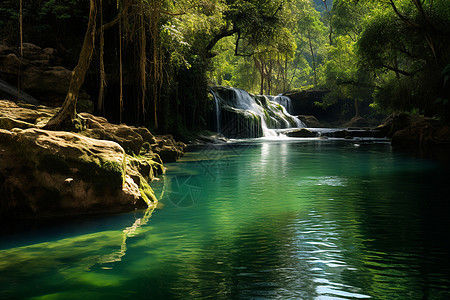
xmin=210 ymin=87 xmax=305 ymax=138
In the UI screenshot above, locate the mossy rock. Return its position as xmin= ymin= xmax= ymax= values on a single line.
xmin=0 ymin=117 xmax=34 ymax=130
xmin=286 ymin=128 xmax=316 ymax=138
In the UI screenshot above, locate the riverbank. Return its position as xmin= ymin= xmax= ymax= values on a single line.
xmin=0 ymin=99 xmax=186 ymax=220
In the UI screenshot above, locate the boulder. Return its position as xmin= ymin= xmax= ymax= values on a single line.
xmin=345 ymin=116 xmax=369 ymax=128
xmin=0 ymin=99 xmax=187 ymax=219
xmin=79 ymin=112 xmax=186 ymax=161
xmin=285 ymin=128 xmax=316 ymax=138
xmin=0 ymin=128 xmax=156 ymax=219
xmin=377 ymin=113 xmax=450 ymax=147
xmin=376 ymin=113 xmax=417 ymax=138
xmin=391 ymin=119 xmax=450 ymax=147
xmin=298 ymin=115 xmax=321 ymax=128
xmin=0 ymin=43 xmax=93 ymax=111
xmin=333 ymin=130 xmax=350 ymax=139
xmin=0 ymin=99 xmax=58 ymax=125
xmin=152 ymin=134 xmax=187 ymax=163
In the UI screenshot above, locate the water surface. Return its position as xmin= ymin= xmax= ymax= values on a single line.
xmin=1 ymin=139 xmax=449 ymax=299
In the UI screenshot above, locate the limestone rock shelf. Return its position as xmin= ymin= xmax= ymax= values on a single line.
xmin=0 ymin=100 xmax=186 ymax=220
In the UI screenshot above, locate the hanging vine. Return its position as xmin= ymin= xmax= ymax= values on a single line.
xmin=18 ymin=0 xmax=23 ymax=102
xmin=138 ymin=0 xmax=147 ymax=123
xmin=148 ymin=0 xmax=163 ymax=130
xmin=119 ymin=13 xmax=124 ymax=123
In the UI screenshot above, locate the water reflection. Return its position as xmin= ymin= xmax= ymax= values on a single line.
xmin=1 ymin=140 xmax=449 ymax=299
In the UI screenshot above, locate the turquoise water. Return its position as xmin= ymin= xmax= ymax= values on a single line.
xmin=1 ymin=139 xmax=450 ymax=299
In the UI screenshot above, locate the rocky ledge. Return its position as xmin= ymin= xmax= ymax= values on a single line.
xmin=287 ymin=113 xmax=450 ymax=144
xmin=0 ymin=100 xmax=186 ymax=220
xmin=377 ymin=113 xmax=450 ymax=147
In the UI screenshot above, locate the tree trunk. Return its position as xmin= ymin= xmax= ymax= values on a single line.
xmin=44 ymin=0 xmax=97 ymax=131
xmin=308 ymin=30 xmax=317 ymax=87
xmin=322 ymin=0 xmax=333 ymax=45
xmin=354 ymin=99 xmax=359 ymax=117
xmin=18 ymin=0 xmax=23 ymax=101
xmin=97 ymin=0 xmax=107 ymax=114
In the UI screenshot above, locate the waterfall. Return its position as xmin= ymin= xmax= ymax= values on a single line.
xmin=210 ymin=87 xmax=305 ymax=138
xmin=272 ymin=95 xmax=293 ymax=114
xmin=210 ymin=88 xmax=221 ymax=133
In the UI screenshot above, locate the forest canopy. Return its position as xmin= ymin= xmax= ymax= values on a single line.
xmin=1 ymin=0 xmax=449 ymax=135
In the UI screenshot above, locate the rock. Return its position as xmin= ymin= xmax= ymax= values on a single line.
xmin=376 ymin=113 xmax=421 ymax=138
xmin=0 ymin=99 xmax=58 ymax=125
xmin=0 ymin=100 xmax=187 ymax=220
xmin=219 ymin=106 xmax=264 ymax=138
xmin=0 ymin=117 xmax=34 ymax=130
xmin=193 ymin=133 xmax=229 ymax=144
xmin=345 ymin=116 xmax=369 ymax=128
xmin=0 ymin=128 xmax=155 ymax=219
xmin=298 ymin=115 xmax=321 ymax=128
xmin=333 ymin=130 xmax=350 ymax=138
xmin=0 ymin=79 xmax=41 ymax=105
xmin=79 ymin=112 xmax=185 ymax=160
xmin=152 ymin=134 xmax=187 ymax=163
xmin=391 ymin=119 xmax=449 ymax=147
xmin=0 ymin=43 xmax=93 ymax=110
xmin=285 ymin=128 xmax=316 ymax=138
xmin=376 ymin=113 xmax=450 ymax=147
xmin=283 ymin=89 xmax=337 ymax=122
xmin=80 ymin=113 xmax=143 ymax=155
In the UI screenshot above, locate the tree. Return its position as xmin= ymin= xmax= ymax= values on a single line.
xmin=204 ymin=0 xmax=286 ymax=58
xmin=319 ymin=35 xmax=373 ymax=117
xmin=44 ymin=0 xmax=97 ymax=131
xmin=356 ymin=0 xmax=450 ymax=118
xmin=295 ymin=0 xmax=327 ymax=87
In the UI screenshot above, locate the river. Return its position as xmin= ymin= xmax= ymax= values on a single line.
xmin=1 ymin=138 xmax=449 ymax=299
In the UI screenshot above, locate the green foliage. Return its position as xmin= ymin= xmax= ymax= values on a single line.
xmin=6 ymin=0 xmax=450 ymax=137
xmin=161 ymin=21 xmax=191 ymax=69
xmin=40 ymin=0 xmax=85 ymax=20
xmin=355 ymin=0 xmax=450 ymax=119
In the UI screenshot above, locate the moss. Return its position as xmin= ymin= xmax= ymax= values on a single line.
xmin=263 ymin=109 xmax=270 ymax=123
xmin=151 ymin=161 xmax=164 ymax=175
xmin=139 ymin=176 xmax=157 ymax=205
xmin=75 ymin=156 xmax=124 ymax=192
xmin=141 ymin=142 xmax=151 ymax=152
xmin=0 ymin=117 xmax=34 ymax=130
xmin=73 ymin=118 xmax=84 ymax=132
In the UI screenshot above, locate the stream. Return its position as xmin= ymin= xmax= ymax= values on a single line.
xmin=1 ymin=138 xmax=450 ymax=299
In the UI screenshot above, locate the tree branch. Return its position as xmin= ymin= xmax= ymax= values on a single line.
xmin=98 ymin=0 xmax=132 ymax=33
xmin=389 ymin=0 xmax=420 ymax=28
xmin=382 ymin=63 xmax=416 ymax=76
xmin=205 ymin=27 xmax=237 ymax=58
xmin=234 ymin=31 xmax=254 ymax=57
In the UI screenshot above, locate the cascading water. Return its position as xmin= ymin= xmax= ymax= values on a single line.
xmin=272 ymin=95 xmax=293 ymax=114
xmin=209 ymin=88 xmax=221 ymax=134
xmin=210 ymin=86 xmax=305 ymax=138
